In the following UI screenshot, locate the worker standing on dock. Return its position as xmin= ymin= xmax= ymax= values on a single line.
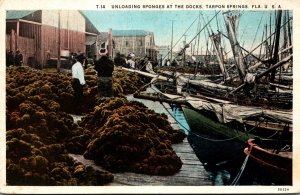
xmin=94 ymin=49 xmax=114 ymax=98
xmin=14 ymin=50 xmax=23 ymax=66
xmin=6 ymin=50 xmax=14 ymax=67
xmin=71 ymin=53 xmax=86 ymax=115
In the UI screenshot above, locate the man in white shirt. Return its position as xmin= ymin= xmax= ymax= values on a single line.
xmin=71 ymin=53 xmax=86 ymax=114
xmin=145 ymin=60 xmax=155 ymax=74
xmin=127 ymin=56 xmax=135 ymax=69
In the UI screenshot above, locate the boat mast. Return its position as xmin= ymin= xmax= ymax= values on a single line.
xmin=282 ymin=11 xmax=288 ymax=60
xmin=270 ymin=10 xmax=282 ymax=84
xmin=210 ymin=11 xmax=230 ymax=80
xmin=210 ymin=33 xmax=229 ymax=80
xmin=286 ymin=11 xmax=292 ymax=54
xmin=264 ymin=24 xmax=269 ymax=59
xmin=269 ymin=13 xmax=273 ymax=59
xmin=223 ymin=11 xmax=247 ymax=81
xmin=259 ymin=31 xmax=264 ymax=59
xmin=196 ymin=12 xmax=201 ymax=55
xmin=230 ymin=10 xmax=292 ymax=94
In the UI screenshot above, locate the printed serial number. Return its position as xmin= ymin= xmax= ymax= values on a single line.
xmin=278 ymin=187 xmax=289 ymax=191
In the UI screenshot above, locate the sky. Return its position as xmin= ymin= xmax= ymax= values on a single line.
xmin=83 ymin=10 xmax=291 ymax=56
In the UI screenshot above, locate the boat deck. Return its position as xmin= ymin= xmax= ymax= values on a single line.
xmin=70 ymin=90 xmax=212 ymax=186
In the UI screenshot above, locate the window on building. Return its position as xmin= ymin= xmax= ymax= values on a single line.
xmin=125 ymin=41 xmax=129 ymax=46
xmin=139 ymin=40 xmax=142 ymax=46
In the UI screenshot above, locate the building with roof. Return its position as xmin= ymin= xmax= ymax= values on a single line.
xmin=6 ymin=10 xmax=100 ymax=68
xmin=112 ymin=30 xmax=158 ymax=61
xmin=157 ymin=45 xmax=170 ymax=65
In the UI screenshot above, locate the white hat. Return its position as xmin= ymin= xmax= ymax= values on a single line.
xmin=129 ymin=53 xmax=135 ymax=58
xmin=99 ymin=48 xmax=108 ymax=56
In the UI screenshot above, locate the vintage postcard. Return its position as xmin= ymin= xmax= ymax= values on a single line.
xmin=0 ymin=0 xmax=299 ymax=194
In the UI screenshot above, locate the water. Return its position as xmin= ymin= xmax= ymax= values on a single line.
xmin=169 ymin=105 xmax=282 ymax=186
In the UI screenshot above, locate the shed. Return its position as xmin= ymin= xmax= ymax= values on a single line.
xmin=6 ymin=10 xmax=100 ymax=68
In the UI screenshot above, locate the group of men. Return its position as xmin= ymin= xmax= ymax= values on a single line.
xmin=71 ymin=49 xmax=114 ymax=115
xmin=113 ymin=52 xmax=156 ymax=73
xmin=71 ymin=49 xmax=157 ymax=115
xmin=6 ymin=50 xmax=23 ymax=67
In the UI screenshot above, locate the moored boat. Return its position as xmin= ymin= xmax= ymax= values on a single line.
xmin=244 ymin=138 xmax=292 ymax=185
xmin=180 ymin=92 xmax=292 ymax=140
xmin=182 ymin=105 xmax=257 ymax=143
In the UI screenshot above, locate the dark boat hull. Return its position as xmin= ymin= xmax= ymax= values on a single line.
xmin=181 ymin=105 xmax=255 ymax=186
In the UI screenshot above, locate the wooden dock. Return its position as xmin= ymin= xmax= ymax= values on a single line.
xmin=70 ymin=137 xmax=211 ymax=186
xmin=70 ymin=89 xmax=212 ymax=185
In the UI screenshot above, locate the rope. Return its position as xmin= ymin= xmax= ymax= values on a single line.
xmin=138 ymin=62 xmax=147 ymax=71
xmin=230 ymin=145 xmax=252 ymax=185
xmin=163 ymin=11 xmax=221 ymax=63
xmin=266 ymin=130 xmax=278 ymax=139
xmin=162 ymin=15 xmax=200 ymax=62
xmin=250 ymin=13 xmax=265 ymax=51
xmin=134 ymin=78 xmax=157 ymax=95
xmin=150 ymin=85 xmax=261 ymax=142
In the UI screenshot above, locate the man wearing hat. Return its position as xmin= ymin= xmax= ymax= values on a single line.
xmin=94 ymin=49 xmax=114 ymax=98
xmin=71 ymin=53 xmax=86 ymax=114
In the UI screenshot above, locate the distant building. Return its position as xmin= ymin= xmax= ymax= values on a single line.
xmin=112 ymin=30 xmax=158 ymax=60
xmin=157 ymin=45 xmax=174 ymax=66
xmin=6 ymin=10 xmax=100 ymax=68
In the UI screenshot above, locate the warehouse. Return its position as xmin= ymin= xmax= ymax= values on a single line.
xmin=6 ymin=10 xmax=100 ymax=68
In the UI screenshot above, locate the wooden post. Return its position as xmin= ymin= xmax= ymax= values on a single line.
xmin=15 ymin=21 xmax=19 ymax=51
xmin=108 ymin=28 xmax=113 ymax=58
xmin=11 ymin=29 xmax=15 ymax=52
xmin=57 ymin=10 xmax=61 ymax=72
xmin=96 ymin=34 xmax=100 ymax=60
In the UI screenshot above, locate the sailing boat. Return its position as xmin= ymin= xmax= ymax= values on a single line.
xmin=127 ymin=10 xmax=293 ymax=142
xmin=125 ymin=10 xmax=292 ymax=184
xmin=151 ymin=10 xmax=292 ymax=138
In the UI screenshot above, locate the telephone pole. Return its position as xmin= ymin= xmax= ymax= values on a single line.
xmin=183 ymin=34 xmax=187 ymax=66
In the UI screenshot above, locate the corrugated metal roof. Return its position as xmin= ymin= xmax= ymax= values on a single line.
xmin=6 ymin=10 xmax=100 ymax=34
xmin=79 ymin=11 xmax=100 ymax=34
xmin=6 ymin=10 xmax=36 ymax=20
xmin=112 ymin=30 xmax=148 ymax=37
